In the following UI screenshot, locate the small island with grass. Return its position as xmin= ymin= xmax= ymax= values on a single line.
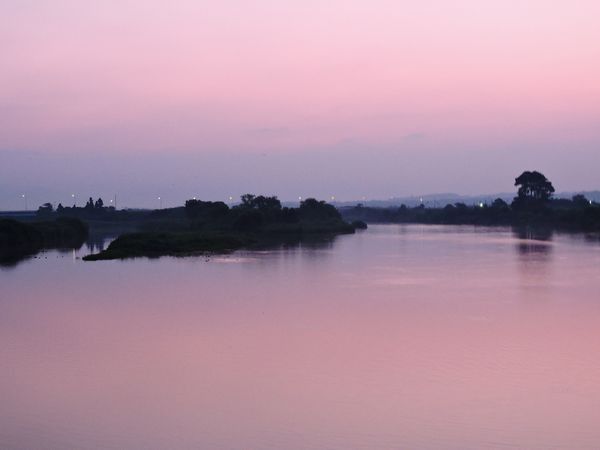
xmin=83 ymin=195 xmax=362 ymax=261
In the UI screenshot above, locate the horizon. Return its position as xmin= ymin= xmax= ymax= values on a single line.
xmin=2 ymin=182 xmax=599 ymax=212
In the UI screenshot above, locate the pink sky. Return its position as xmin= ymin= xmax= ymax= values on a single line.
xmin=1 ymin=0 xmax=600 ymax=207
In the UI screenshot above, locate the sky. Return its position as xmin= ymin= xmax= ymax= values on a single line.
xmin=1 ymin=0 xmax=600 ymax=209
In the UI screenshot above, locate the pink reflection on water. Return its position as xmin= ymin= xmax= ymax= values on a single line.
xmin=1 ymin=225 xmax=600 ymax=449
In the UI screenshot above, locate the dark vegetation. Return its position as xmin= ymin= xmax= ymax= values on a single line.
xmin=0 ymin=218 xmax=88 ymax=265
xmin=38 ymin=197 xmax=151 ymax=229
xmin=5 ymin=170 xmax=599 ymax=263
xmin=83 ymin=232 xmax=246 ymax=261
xmin=341 ymin=171 xmax=600 ymax=231
xmin=83 ymin=195 xmax=359 ymax=260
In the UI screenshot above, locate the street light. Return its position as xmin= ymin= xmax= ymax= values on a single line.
xmin=158 ymin=196 xmax=162 ymax=209
xmin=21 ymin=194 xmax=27 ymax=211
xmin=71 ymin=194 xmax=76 ymax=207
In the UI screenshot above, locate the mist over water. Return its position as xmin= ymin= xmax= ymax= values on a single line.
xmin=2 ymin=225 xmax=600 ymax=449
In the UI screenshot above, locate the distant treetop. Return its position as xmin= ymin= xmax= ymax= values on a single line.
xmin=514 ymin=171 xmax=555 ymax=202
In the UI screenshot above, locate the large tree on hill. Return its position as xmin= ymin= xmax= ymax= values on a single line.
xmin=514 ymin=171 xmax=555 ymax=202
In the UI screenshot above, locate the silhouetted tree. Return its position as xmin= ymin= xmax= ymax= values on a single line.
xmin=298 ymin=198 xmax=341 ymax=221
xmin=37 ymin=203 xmax=54 ymax=216
xmin=95 ymin=198 xmax=104 ymax=209
xmin=185 ymin=199 xmax=229 ymax=219
xmin=514 ymin=171 xmax=555 ymax=201
xmin=253 ymin=196 xmax=282 ymax=212
xmin=185 ymin=199 xmax=201 ymax=210
xmin=85 ymin=197 xmax=94 ymax=210
xmin=240 ymin=194 xmax=256 ymax=208
xmin=236 ymin=194 xmax=282 ymax=222
xmin=56 ymin=203 xmax=64 ymax=213
xmin=512 ymin=171 xmax=555 ymax=212
xmin=491 ymin=198 xmax=509 ymax=210
xmin=238 ymin=194 xmax=281 ymax=211
xmin=572 ymin=194 xmax=590 ymax=208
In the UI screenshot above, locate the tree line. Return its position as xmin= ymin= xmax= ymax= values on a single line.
xmin=341 ymin=171 xmax=600 ymax=230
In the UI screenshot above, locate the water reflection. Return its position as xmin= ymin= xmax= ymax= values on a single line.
xmin=2 ymin=229 xmax=371 ymax=269
xmin=0 ymin=243 xmax=86 ymax=269
xmin=2 ymin=225 xmax=600 ymax=449
xmin=513 ymin=226 xmax=554 ymax=256
xmin=247 ymin=233 xmax=338 ymax=251
xmin=0 ymin=249 xmax=35 ymax=269
xmin=85 ymin=233 xmax=110 ymax=253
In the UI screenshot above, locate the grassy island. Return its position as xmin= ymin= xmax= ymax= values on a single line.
xmin=83 ymin=232 xmax=247 ymax=260
xmin=83 ymin=196 xmax=359 ymax=261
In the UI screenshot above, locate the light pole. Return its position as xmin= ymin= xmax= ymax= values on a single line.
xmin=21 ymin=194 xmax=27 ymax=211
xmin=71 ymin=194 xmax=76 ymax=207
xmin=158 ymin=196 xmax=162 ymax=209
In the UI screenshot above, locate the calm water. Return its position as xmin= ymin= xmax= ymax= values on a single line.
xmin=2 ymin=225 xmax=600 ymax=449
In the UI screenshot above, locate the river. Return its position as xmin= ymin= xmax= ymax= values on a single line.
xmin=1 ymin=224 xmax=600 ymax=449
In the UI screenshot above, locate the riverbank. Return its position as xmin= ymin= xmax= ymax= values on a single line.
xmin=340 ymin=199 xmax=600 ymax=232
xmin=0 ymin=218 xmax=88 ymax=265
